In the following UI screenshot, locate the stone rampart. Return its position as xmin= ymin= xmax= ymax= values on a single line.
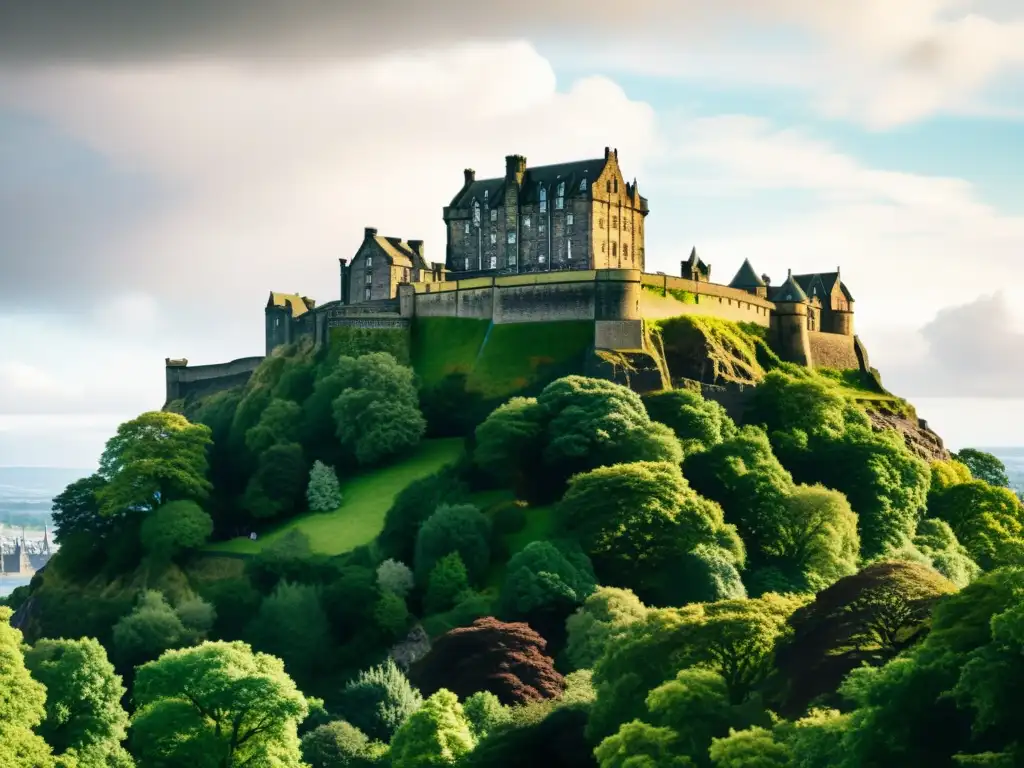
xmin=808 ymin=330 xmax=860 ymax=371
xmin=165 ymin=356 xmax=264 ymax=405
xmin=640 ymin=274 xmax=774 ymax=327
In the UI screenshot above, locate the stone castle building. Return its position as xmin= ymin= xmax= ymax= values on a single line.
xmin=0 ymin=527 xmax=52 ymax=577
xmin=166 ymin=146 xmax=864 ymax=404
xmin=443 ymin=148 xmax=648 ymax=276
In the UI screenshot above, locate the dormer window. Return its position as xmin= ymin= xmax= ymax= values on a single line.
xmin=539 ymin=187 xmax=547 ymax=213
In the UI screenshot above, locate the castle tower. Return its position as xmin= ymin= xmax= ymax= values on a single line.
xmin=728 ymin=258 xmax=767 ymax=298
xmin=771 ymin=270 xmax=813 ymax=367
xmin=831 ymin=266 xmax=855 ymax=336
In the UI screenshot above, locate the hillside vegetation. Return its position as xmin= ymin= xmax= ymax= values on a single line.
xmin=5 ymin=314 xmax=1023 ymax=768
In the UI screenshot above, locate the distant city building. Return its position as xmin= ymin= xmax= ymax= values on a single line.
xmin=0 ymin=526 xmax=52 ymax=577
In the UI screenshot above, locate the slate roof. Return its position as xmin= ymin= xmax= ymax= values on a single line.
xmin=683 ymin=246 xmax=710 ymax=273
xmin=373 ymin=236 xmax=429 ymax=270
xmin=792 ymin=271 xmax=855 ymax=302
xmin=729 ymin=258 xmax=765 ymax=289
xmin=449 ymin=156 xmax=649 ymax=212
xmin=770 ymin=273 xmax=809 ymax=303
xmin=267 ymin=292 xmax=314 ymax=318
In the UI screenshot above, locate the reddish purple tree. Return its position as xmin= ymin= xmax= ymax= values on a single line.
xmin=411 ymin=617 xmax=565 ymax=705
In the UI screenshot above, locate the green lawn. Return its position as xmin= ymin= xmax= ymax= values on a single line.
xmin=206 ymin=438 xmax=465 ymax=556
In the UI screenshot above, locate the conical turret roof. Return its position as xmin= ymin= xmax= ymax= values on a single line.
xmin=729 ymin=258 xmax=765 ymax=289
xmin=772 ymin=270 xmax=808 ymax=302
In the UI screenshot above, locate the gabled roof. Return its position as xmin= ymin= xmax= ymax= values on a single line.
xmin=267 ymin=292 xmax=313 ymax=317
xmin=363 ymin=235 xmax=429 ymax=270
xmin=449 ymin=157 xmax=610 ymax=209
xmin=792 ymin=271 xmax=855 ymax=302
xmin=729 ymin=258 xmax=765 ymax=289
xmin=770 ymin=273 xmax=808 ymax=303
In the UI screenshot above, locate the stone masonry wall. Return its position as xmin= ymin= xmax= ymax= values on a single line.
xmin=165 ymin=356 xmax=265 ymax=405
xmin=640 ymin=274 xmax=774 ymax=327
xmin=808 ymin=330 xmax=861 ymax=370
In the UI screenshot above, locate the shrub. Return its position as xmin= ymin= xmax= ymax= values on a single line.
xmin=308 ymin=460 xmax=343 ymax=512
xmin=425 ymin=553 xmax=471 ymax=615
xmin=377 ymin=559 xmax=415 ymax=598
xmin=339 ymin=659 xmax=424 ymax=743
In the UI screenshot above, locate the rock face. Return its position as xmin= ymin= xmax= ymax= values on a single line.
xmin=866 ymin=403 xmax=950 ymax=462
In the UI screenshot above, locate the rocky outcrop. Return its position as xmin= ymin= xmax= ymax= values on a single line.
xmin=866 ymin=403 xmax=949 ymax=462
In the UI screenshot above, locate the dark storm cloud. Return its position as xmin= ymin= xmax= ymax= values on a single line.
xmin=0 ymin=1 xmax=686 ymax=65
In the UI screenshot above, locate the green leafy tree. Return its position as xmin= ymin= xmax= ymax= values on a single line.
xmin=594 ymin=720 xmax=693 ymax=768
xmin=927 ymin=480 xmax=1024 ymax=569
xmin=588 ymin=594 xmax=804 ymax=742
xmin=374 ymin=592 xmax=412 ymax=642
xmin=0 ymin=607 xmax=54 ymax=767
xmin=339 ymin=659 xmax=423 ymax=743
xmin=245 ymin=398 xmax=304 ymax=456
xmin=332 ymin=352 xmax=426 ymax=466
xmin=97 ymin=411 xmax=213 ymax=515
xmin=773 ymin=560 xmax=957 ymax=716
xmin=130 ymin=640 xmax=308 ymax=768
xmin=377 ymin=559 xmax=415 ymax=598
xmin=747 ymin=370 xmax=868 ymax=440
xmin=643 ymin=388 xmax=737 ymax=454
xmin=473 ymin=397 xmax=545 ymax=490
xmin=462 ymin=706 xmax=595 ymax=768
xmin=462 ymin=692 xmax=511 ymax=740
xmin=953 ymin=448 xmax=1011 ymax=488
xmin=242 ymin=442 xmax=308 ymax=520
xmin=656 ymin=543 xmax=747 ymax=607
xmin=244 ymin=581 xmax=334 ymax=689
xmin=377 ymin=469 xmax=468 ymax=563
xmin=300 ymin=721 xmax=386 ymax=768
xmin=559 ymin=461 xmax=728 ymax=596
xmin=566 ymin=587 xmax=648 ymax=671
xmin=112 ymin=590 xmax=197 ymax=670
xmin=389 ymin=689 xmax=475 ymax=768
xmin=425 ymin=553 xmax=471 ymax=615
xmin=415 ymin=504 xmax=491 ymax=584
xmin=24 ymin=637 xmax=129 ymax=764
xmin=912 ymin=519 xmax=981 ymax=588
xmin=140 ymin=499 xmax=214 ymax=560
xmin=50 ymin=473 xmax=112 ymax=543
xmin=307 ymin=460 xmax=343 ymax=513
xmin=709 ymin=727 xmax=793 ymax=768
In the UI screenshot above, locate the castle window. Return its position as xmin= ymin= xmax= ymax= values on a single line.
xmin=612 ymin=242 xmax=617 ymax=257
xmin=366 ymin=255 xmax=372 ymax=266
xmin=556 ymin=182 xmax=565 ymax=210
xmin=612 ymin=216 xmax=618 ymax=228
xmin=539 ymin=187 xmax=547 ymax=213
xmin=606 ymin=180 xmax=612 ymax=193
xmin=490 ymin=232 xmax=497 ymax=245
xmin=623 ymin=244 xmax=629 ymax=259
xmin=567 ymin=240 xmax=572 ymax=260
xmin=490 ymin=208 xmax=497 ymax=222
xmin=490 ymin=256 xmax=497 ymax=269
xmin=464 ymin=258 xmax=470 ymax=270
xmin=365 ymin=274 xmax=372 ymax=285
xmin=557 ymin=181 xmax=565 ymax=196
xmin=472 ymin=201 xmax=481 ymax=226
xmin=579 ymin=178 xmax=586 ymax=191
xmin=508 ymin=232 xmax=516 ymax=244
xmin=601 ymin=243 xmax=606 ymax=253
xmin=613 ymin=178 xmax=618 ymax=193
xmin=539 ymin=253 xmax=546 ymax=263
xmin=567 ymin=213 xmax=574 ymax=226
xmin=538 ymin=221 xmax=546 ymax=234
xmin=464 ymin=222 xmax=470 ymax=234
xmin=524 ymin=215 xmax=531 ymax=228
xmin=365 ymin=287 xmax=371 ymax=301
xmin=599 ymin=218 xmax=604 ymax=228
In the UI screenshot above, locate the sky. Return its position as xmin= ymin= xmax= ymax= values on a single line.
xmin=1 ymin=0 xmax=1024 ymax=467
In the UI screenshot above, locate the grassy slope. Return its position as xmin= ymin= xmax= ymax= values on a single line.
xmin=411 ymin=317 xmax=594 ymax=399
xmin=207 ymin=438 xmax=464 ymax=556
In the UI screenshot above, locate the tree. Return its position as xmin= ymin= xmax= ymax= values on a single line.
xmin=473 ymin=397 xmax=545 ymax=490
xmin=425 ymin=553 xmax=471 ymax=615
xmin=411 ymin=618 xmax=565 ymax=706
xmin=415 ymin=504 xmax=491 ymax=584
xmin=130 ymin=641 xmax=309 ymax=768
xmin=773 ymin=560 xmax=957 ymax=716
xmin=912 ymin=519 xmax=981 ymax=588
xmin=953 ymin=448 xmax=1011 ymax=488
xmin=377 ymin=559 xmax=415 ymax=598
xmin=245 ymin=398 xmax=304 ymax=456
xmin=462 ymin=692 xmax=510 ymax=740
xmin=112 ymin=590 xmax=197 ymax=670
xmin=588 ymin=594 xmax=804 ymax=742
xmin=378 ymin=469 xmax=468 ymax=564
xmin=244 ymin=581 xmax=334 ymax=690
xmin=462 ymin=706 xmax=596 ymax=768
xmin=389 ymin=689 xmax=475 ymax=768
xmin=242 ymin=442 xmax=308 ymax=520
xmin=97 ymin=411 xmax=213 ymax=515
xmin=339 ymin=659 xmax=423 ymax=743
xmin=747 ymin=370 xmax=869 ymax=440
xmin=559 ymin=461 xmax=728 ymax=596
xmin=654 ymin=543 xmax=747 ymax=607
xmin=50 ymin=473 xmax=111 ymax=543
xmin=594 ymin=721 xmax=693 ymax=768
xmin=927 ymin=480 xmax=1024 ymax=569
xmin=332 ymin=352 xmax=426 ymax=466
xmin=643 ymin=388 xmax=737 ymax=454
xmin=24 ymin=637 xmax=129 ymax=763
xmin=0 ymin=607 xmax=53 ymax=768
xmin=300 ymin=721 xmax=385 ymax=768
xmin=566 ymin=587 xmax=648 ymax=671
xmin=308 ymin=461 xmax=343 ymax=513
xmin=140 ymin=499 xmax=214 ymax=560
xmin=709 ymin=727 xmax=793 ymax=768
xmin=374 ymin=592 xmax=412 ymax=642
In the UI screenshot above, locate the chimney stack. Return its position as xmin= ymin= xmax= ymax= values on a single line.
xmin=505 ymin=154 xmax=527 ymax=184
xmin=464 ymin=168 xmax=475 ymax=185
xmin=408 ymin=239 xmax=424 ymax=257
xmin=364 ymin=227 xmax=377 ymax=239
xmin=604 ymin=146 xmax=610 ymax=158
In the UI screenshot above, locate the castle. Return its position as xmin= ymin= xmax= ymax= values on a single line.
xmin=166 ymin=148 xmax=864 ymax=405
xmin=0 ymin=527 xmax=52 ymax=578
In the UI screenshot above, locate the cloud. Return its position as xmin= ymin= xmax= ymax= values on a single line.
xmin=3 ymin=2 xmax=1024 ymax=127
xmin=871 ymin=293 xmax=1024 ymax=398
